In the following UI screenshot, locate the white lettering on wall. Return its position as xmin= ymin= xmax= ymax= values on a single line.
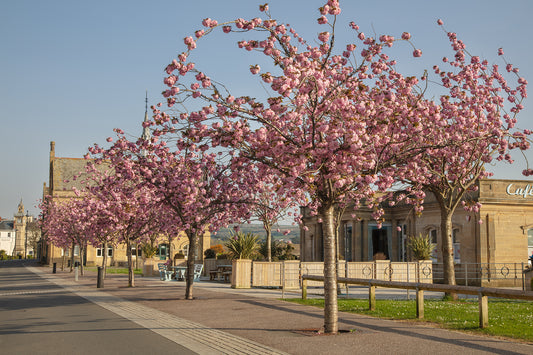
xmin=506 ymin=184 xmax=533 ymax=198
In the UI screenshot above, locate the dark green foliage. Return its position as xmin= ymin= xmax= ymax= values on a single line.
xmin=259 ymin=240 xmax=297 ymax=261
xmin=407 ymin=234 xmax=435 ymax=260
xmin=204 ymin=248 xmax=216 ymax=259
xmin=224 ymin=231 xmax=259 ymax=260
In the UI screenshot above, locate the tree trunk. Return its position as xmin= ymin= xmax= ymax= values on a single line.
xmin=321 ymin=204 xmax=338 ymax=334
xmin=101 ymin=241 xmax=108 ymax=280
xmin=126 ymin=239 xmax=134 ymax=287
xmin=79 ymin=244 xmax=85 ymax=276
xmin=61 ymin=250 xmax=66 ymax=271
xmin=185 ymin=233 xmax=198 ymax=300
xmin=70 ymin=244 xmax=75 ymax=272
xmin=440 ymin=205 xmax=457 ymax=299
xmin=265 ymin=224 xmax=272 ymax=262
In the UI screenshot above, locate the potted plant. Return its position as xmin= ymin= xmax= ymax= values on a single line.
xmin=141 ymin=242 xmax=159 ymax=277
xmin=225 ymin=231 xmax=258 ymax=288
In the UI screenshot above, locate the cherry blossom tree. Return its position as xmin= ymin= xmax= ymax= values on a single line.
xmin=401 ymin=21 xmax=530 ymax=293
xmin=134 ymin=138 xmax=258 ymax=299
xmin=87 ymin=139 xmax=176 ymax=287
xmin=150 ymin=1 xmax=448 ymax=333
xmin=252 ymin=175 xmax=302 ymax=261
xmin=40 ymin=197 xmax=94 ymax=276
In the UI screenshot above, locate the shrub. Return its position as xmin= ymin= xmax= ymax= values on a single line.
xmin=407 ymin=234 xmax=435 ymax=260
xmin=216 ymin=253 xmax=229 ymax=260
xmin=259 ymin=240 xmax=297 ymax=261
xmin=0 ymin=250 xmax=6 ymax=260
xmin=210 ymin=244 xmax=225 ymax=255
xmin=142 ymin=243 xmax=158 ymax=259
xmin=204 ymin=248 xmax=216 ymax=259
xmin=224 ymin=231 xmax=259 ymax=260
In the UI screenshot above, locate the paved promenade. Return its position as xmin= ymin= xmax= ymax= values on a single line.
xmin=3 ymin=261 xmax=533 ymax=354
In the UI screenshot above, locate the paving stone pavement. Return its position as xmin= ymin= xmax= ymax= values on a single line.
xmin=29 ymin=265 xmax=287 ymax=355
xmin=22 ymin=264 xmax=533 ymax=355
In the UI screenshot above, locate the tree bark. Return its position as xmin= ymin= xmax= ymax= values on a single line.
xmin=321 ymin=204 xmax=338 ymax=334
xmin=101 ymin=241 xmax=108 ymax=280
xmin=70 ymin=244 xmax=75 ymax=272
xmin=265 ymin=224 xmax=272 ymax=262
xmin=185 ymin=233 xmax=198 ymax=300
xmin=440 ymin=205 xmax=457 ymax=299
xmin=79 ymin=244 xmax=85 ymax=276
xmin=126 ymin=239 xmax=134 ymax=287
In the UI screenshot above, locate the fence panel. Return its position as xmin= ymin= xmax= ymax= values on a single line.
xmin=346 ymin=262 xmax=374 ymax=279
xmin=252 ymin=262 xmax=282 ymax=287
xmin=283 ymin=261 xmax=301 ymax=289
xmin=301 ymin=262 xmax=324 ymax=286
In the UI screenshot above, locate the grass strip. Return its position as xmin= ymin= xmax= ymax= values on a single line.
xmin=286 ymin=298 xmax=533 ymax=341
xmin=84 ymin=267 xmax=143 ymax=275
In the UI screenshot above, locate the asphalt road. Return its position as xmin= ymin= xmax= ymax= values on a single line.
xmin=0 ymin=260 xmax=195 ymax=354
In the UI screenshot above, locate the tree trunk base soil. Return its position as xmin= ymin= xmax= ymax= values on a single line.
xmin=293 ymin=328 xmax=355 ymax=336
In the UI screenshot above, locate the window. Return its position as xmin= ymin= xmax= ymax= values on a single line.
xmin=131 ymin=247 xmax=142 ymax=257
xmin=452 ymin=228 xmax=461 ymax=263
xmin=158 ymin=244 xmax=169 ymax=260
xmin=96 ymin=247 xmax=113 ymax=257
xmin=73 ymin=245 xmax=80 ymax=256
xmin=344 ymin=223 xmax=353 ymax=261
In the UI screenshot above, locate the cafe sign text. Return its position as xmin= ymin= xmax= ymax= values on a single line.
xmin=506 ymin=184 xmax=533 ymax=198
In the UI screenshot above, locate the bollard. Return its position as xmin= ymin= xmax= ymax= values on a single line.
xmin=53 ymin=263 xmax=57 ymax=274
xmin=97 ymin=266 xmax=104 ymax=288
xmin=75 ymin=266 xmax=79 ymax=281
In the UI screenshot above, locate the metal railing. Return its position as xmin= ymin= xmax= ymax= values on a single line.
xmin=432 ymin=262 xmax=529 ymax=289
xmin=203 ymin=259 xmax=532 ymax=290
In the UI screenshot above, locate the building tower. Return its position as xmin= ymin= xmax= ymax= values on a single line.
xmin=140 ymin=92 xmax=152 ymax=157
xmin=13 ymin=199 xmax=27 ymax=257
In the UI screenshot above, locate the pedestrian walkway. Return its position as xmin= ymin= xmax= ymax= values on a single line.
xmin=29 ymin=266 xmax=287 ymax=355
xmin=24 ymin=264 xmax=533 ymax=354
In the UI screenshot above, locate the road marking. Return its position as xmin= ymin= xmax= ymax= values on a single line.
xmin=0 ymin=289 xmax=63 ymax=297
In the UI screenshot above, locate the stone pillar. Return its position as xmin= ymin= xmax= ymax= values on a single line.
xmin=361 ymin=219 xmax=369 ymax=261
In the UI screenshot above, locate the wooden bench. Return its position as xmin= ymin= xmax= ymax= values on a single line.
xmin=209 ymin=270 xmax=221 ymax=281
xmin=222 ymin=270 xmax=232 ymax=282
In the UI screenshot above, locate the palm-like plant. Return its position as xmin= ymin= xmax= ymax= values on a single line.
xmin=407 ymin=234 xmax=435 ymax=261
xmin=225 ymin=231 xmax=259 ymax=259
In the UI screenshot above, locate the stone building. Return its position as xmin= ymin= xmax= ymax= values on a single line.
xmin=0 ymin=219 xmax=15 ymax=256
xmin=41 ymin=140 xmax=210 ymax=267
xmin=0 ymin=201 xmax=39 ymax=258
xmin=300 ymin=179 xmax=533 ymax=266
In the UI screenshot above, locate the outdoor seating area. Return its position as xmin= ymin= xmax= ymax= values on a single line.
xmin=159 ymin=263 xmax=204 ymax=282
xmin=158 ymin=263 xmax=173 ymax=281
xmin=209 ymin=264 xmax=232 ymax=282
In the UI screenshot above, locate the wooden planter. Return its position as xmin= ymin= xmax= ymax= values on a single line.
xmin=142 ymin=258 xmax=155 ymax=277
xmin=231 ymin=259 xmax=252 ymax=289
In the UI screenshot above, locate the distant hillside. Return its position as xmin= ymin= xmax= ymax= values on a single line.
xmin=210 ymin=224 xmax=300 ymax=245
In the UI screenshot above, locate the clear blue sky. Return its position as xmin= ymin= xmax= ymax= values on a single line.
xmin=1 ymin=0 xmax=532 ymax=218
